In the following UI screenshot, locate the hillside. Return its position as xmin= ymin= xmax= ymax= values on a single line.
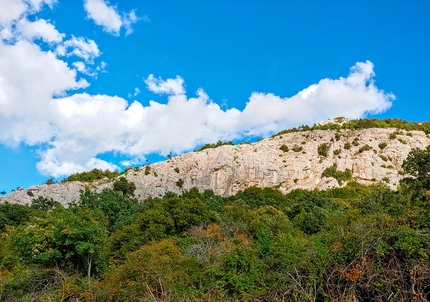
xmin=2 ymin=119 xmax=430 ymax=301
xmin=2 ymin=119 xmax=430 ymax=206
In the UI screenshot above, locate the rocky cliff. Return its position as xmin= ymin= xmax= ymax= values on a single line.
xmin=2 ymin=127 xmax=429 ymax=206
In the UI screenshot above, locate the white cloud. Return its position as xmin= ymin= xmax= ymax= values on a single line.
xmin=0 ymin=0 xmax=28 ymax=26
xmin=17 ymin=18 xmax=64 ymax=43
xmin=83 ymin=0 xmax=138 ymax=36
xmin=123 ymin=10 xmax=138 ymax=36
xmin=0 ymin=39 xmax=88 ymax=145
xmin=145 ymin=74 xmax=186 ymax=96
xmin=72 ymin=61 xmax=98 ymax=76
xmin=0 ymin=0 xmax=56 ymax=26
xmin=0 ymin=8 xmax=395 ymax=181
xmin=235 ymin=60 xmax=394 ymax=136
xmin=37 ymin=147 xmax=118 ymax=177
xmin=57 ymin=36 xmax=100 ymax=62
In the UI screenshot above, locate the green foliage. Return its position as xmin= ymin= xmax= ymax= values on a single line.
xmin=344 ymin=142 xmax=351 ymax=150
xmin=272 ymin=118 xmax=430 ymax=138
xmin=196 ymin=140 xmax=235 ymax=152
xmin=401 ymin=145 xmax=430 ymax=197
xmin=389 ymin=130 xmax=400 ymax=139
xmin=279 ymin=144 xmax=289 ymax=152
xmin=352 ymin=137 xmax=359 ymax=146
xmin=45 ymin=177 xmax=55 ymax=185
xmin=379 ymin=154 xmax=388 ymax=162
xmin=77 ymin=188 xmax=143 ymax=233
xmin=113 ymin=177 xmax=136 ymax=196
xmin=335 ymin=132 xmax=341 ymax=141
xmin=144 ymin=165 xmax=150 ymax=175
xmin=318 ymin=143 xmax=330 ymax=157
xmin=378 ymin=142 xmax=387 ymax=149
xmin=333 ymin=149 xmax=341 ymax=156
xmin=358 ymin=144 xmax=372 ymax=153
xmin=174 ymin=167 xmax=180 ymax=173
xmin=63 ymin=168 xmax=119 ymax=182
xmin=322 ymin=164 xmax=352 ymax=185
xmin=176 ymin=178 xmax=184 ymax=188
xmin=4 ymin=145 xmax=430 ymax=300
xmin=292 ymin=144 xmax=303 ymax=152
xmin=31 ymin=196 xmax=60 ymax=211
xmin=7 ymin=207 xmax=108 ymax=277
xmin=0 ymin=202 xmax=31 ymax=232
xmin=109 ymin=197 xmax=215 ymax=259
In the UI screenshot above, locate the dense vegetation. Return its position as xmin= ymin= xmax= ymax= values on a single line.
xmin=195 ymin=140 xmax=235 ymax=152
xmin=273 ymin=118 xmax=430 ymax=137
xmin=62 ymin=168 xmax=120 ymax=183
xmin=1 ymin=147 xmax=430 ymax=301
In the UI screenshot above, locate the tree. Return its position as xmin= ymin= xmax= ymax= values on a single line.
xmin=113 ymin=177 xmax=136 ymax=196
xmin=0 ymin=191 xmax=6 ymax=196
xmin=78 ymin=188 xmax=142 ymax=233
xmin=31 ymin=196 xmax=60 ymax=211
xmin=401 ymin=146 xmax=430 ymax=195
xmin=8 ymin=207 xmax=108 ymax=278
xmin=0 ymin=202 xmax=32 ymax=232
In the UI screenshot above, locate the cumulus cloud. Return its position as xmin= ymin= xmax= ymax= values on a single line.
xmin=0 ymin=39 xmax=88 ymax=145
xmin=34 ymin=61 xmax=392 ymax=176
xmin=145 ymin=74 xmax=186 ymax=96
xmin=56 ymin=36 xmax=100 ymax=62
xmin=0 ymin=0 xmax=55 ymax=26
xmin=0 ymin=1 xmax=395 ymax=177
xmin=17 ymin=18 xmax=64 ymax=43
xmin=83 ymin=0 xmax=138 ymax=36
xmin=236 ymin=60 xmax=394 ymax=136
xmin=0 ymin=41 xmax=394 ymax=177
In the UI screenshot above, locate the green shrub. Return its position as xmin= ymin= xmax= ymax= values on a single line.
xmin=113 ymin=177 xmax=136 ymax=196
xmin=378 ymin=142 xmax=387 ymax=150
xmin=358 ymin=144 xmax=372 ymax=153
xmin=145 ymin=165 xmax=151 ymax=175
xmin=379 ymin=155 xmax=388 ymax=162
xmin=279 ymin=144 xmax=289 ymax=152
xmin=174 ymin=167 xmax=180 ymax=173
xmin=344 ymin=142 xmax=351 ymax=150
xmin=292 ymin=144 xmax=303 ymax=152
xmin=45 ymin=178 xmax=55 ymax=185
xmin=335 ymin=133 xmax=341 ymax=141
xmin=352 ymin=137 xmax=359 ymax=146
xmin=318 ymin=143 xmax=330 ymax=157
xmin=63 ymin=168 xmax=119 ymax=182
xmin=333 ymin=149 xmax=341 ymax=156
xmin=389 ymin=131 xmax=399 ymax=139
xmin=322 ymin=164 xmax=352 ymax=185
xmin=196 ymin=140 xmax=235 ymax=151
xmin=272 ymin=118 xmax=430 ymax=138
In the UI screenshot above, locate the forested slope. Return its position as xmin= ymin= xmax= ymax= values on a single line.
xmin=1 ymin=146 xmax=430 ymax=301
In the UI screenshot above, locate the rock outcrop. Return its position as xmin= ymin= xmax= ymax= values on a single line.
xmin=2 ymin=128 xmax=429 ymax=206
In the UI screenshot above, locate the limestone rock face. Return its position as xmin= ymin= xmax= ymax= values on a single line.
xmin=2 ymin=128 xmax=429 ymax=206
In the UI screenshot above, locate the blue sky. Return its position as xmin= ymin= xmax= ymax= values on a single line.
xmin=0 ymin=0 xmax=429 ymax=193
